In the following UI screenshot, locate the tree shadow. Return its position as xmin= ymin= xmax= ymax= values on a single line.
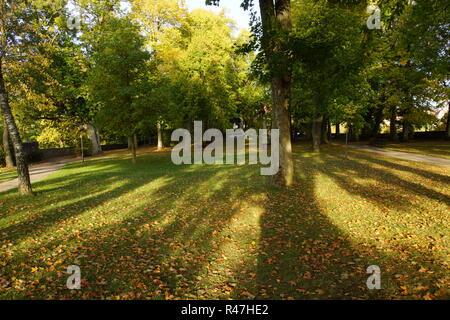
xmin=1 ymin=146 xmax=448 ymax=299
xmin=246 ymin=147 xmax=448 ymax=299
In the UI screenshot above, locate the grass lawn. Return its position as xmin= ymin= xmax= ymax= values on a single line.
xmin=0 ymin=167 xmax=17 ymax=184
xmin=0 ymin=144 xmax=448 ymax=299
xmin=381 ymin=140 xmax=450 ymax=160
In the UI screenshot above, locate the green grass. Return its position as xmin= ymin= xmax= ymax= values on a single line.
xmin=381 ymin=140 xmax=450 ymax=160
xmin=0 ymin=167 xmax=17 ymax=183
xmin=0 ymin=144 xmax=448 ymax=300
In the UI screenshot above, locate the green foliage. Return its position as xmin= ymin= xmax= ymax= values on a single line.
xmin=87 ymin=16 xmax=151 ymax=138
xmin=150 ymin=8 xmax=266 ymax=131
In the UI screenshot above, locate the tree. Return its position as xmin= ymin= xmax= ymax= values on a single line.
xmin=207 ymin=0 xmax=294 ymax=186
xmin=0 ymin=0 xmax=50 ymax=195
xmin=88 ymin=16 xmax=150 ymax=164
xmin=2 ymin=116 xmax=14 ymax=167
xmin=290 ymin=0 xmax=367 ymax=151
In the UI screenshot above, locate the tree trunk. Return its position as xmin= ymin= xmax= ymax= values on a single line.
xmin=259 ymin=0 xmax=294 ymax=186
xmin=85 ymin=122 xmax=102 ymax=155
xmin=446 ymin=100 xmax=450 ymax=140
xmin=321 ymin=116 xmax=329 ymax=144
xmin=327 ymin=119 xmax=332 ymax=141
xmin=402 ymin=120 xmax=410 ymax=142
xmin=157 ymin=121 xmax=163 ymax=150
xmin=312 ymin=112 xmax=322 ymax=152
xmin=134 ymin=134 xmax=138 ymax=149
xmin=389 ymin=107 xmax=398 ymax=141
xmin=2 ymin=117 xmax=14 ymax=167
xmin=271 ymin=76 xmax=294 ymax=186
xmin=130 ymin=134 xmax=137 ymax=164
xmin=335 ymin=122 xmax=340 ymax=134
xmin=0 ymin=60 xmax=32 ymax=195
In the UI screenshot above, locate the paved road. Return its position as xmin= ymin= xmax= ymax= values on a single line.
xmin=0 ymin=157 xmax=78 ymax=193
xmin=348 ymin=144 xmax=450 ymax=167
xmin=0 ymin=147 xmax=162 ymax=194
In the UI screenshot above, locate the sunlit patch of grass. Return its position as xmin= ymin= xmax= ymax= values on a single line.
xmin=0 ymin=167 xmax=17 ymax=183
xmin=0 ymin=144 xmax=448 ymax=299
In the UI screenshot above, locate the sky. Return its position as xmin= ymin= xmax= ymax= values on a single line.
xmin=185 ymin=0 xmax=259 ymax=32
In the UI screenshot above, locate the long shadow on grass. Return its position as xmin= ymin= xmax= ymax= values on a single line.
xmin=1 ymin=157 xmax=267 ymax=299
xmin=354 ymin=151 xmax=450 ymax=185
xmin=0 ymin=158 xmax=163 ymax=245
xmin=1 ymin=148 xmax=447 ymax=299
xmin=320 ymin=151 xmax=450 ymax=210
xmin=248 ymin=149 xmax=447 ymax=299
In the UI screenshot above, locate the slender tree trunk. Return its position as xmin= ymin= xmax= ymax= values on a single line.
xmin=446 ymin=100 xmax=450 ymax=140
xmin=260 ymin=0 xmax=294 ymax=186
xmin=312 ymin=112 xmax=322 ymax=152
xmin=85 ymin=122 xmax=102 ymax=155
xmin=321 ymin=116 xmax=329 ymax=144
xmin=134 ymin=134 xmax=138 ymax=149
xmin=0 ymin=60 xmax=32 ymax=195
xmin=335 ymin=122 xmax=340 ymax=134
xmin=390 ymin=107 xmax=398 ymax=141
xmin=157 ymin=121 xmax=163 ymax=150
xmin=2 ymin=117 xmax=14 ymax=167
xmin=130 ymin=134 xmax=137 ymax=164
xmin=327 ymin=119 xmax=332 ymax=141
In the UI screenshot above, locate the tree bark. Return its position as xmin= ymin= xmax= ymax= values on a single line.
xmin=128 ymin=136 xmax=132 ymax=150
xmin=0 ymin=60 xmax=32 ymax=195
xmin=271 ymin=76 xmax=294 ymax=185
xmin=157 ymin=121 xmax=163 ymax=150
xmin=85 ymin=122 xmax=102 ymax=155
xmin=2 ymin=117 xmax=14 ymax=167
xmin=260 ymin=0 xmax=294 ymax=186
xmin=321 ymin=116 xmax=329 ymax=144
xmin=134 ymin=134 xmax=138 ymax=149
xmin=312 ymin=112 xmax=322 ymax=152
xmin=402 ymin=120 xmax=411 ymax=142
xmin=327 ymin=119 xmax=332 ymax=141
xmin=446 ymin=100 xmax=450 ymax=140
xmin=130 ymin=134 xmax=137 ymax=164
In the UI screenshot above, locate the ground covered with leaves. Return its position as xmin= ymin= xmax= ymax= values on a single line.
xmin=0 ymin=144 xmax=448 ymax=299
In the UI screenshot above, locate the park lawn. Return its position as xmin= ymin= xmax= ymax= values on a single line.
xmin=381 ymin=140 xmax=450 ymax=160
xmin=0 ymin=167 xmax=17 ymax=184
xmin=0 ymin=144 xmax=448 ymax=300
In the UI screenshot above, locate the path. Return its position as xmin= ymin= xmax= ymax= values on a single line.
xmin=347 ymin=144 xmax=450 ymax=167
xmin=0 ymin=156 xmax=78 ymax=193
xmin=0 ymin=146 xmax=169 ymax=194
